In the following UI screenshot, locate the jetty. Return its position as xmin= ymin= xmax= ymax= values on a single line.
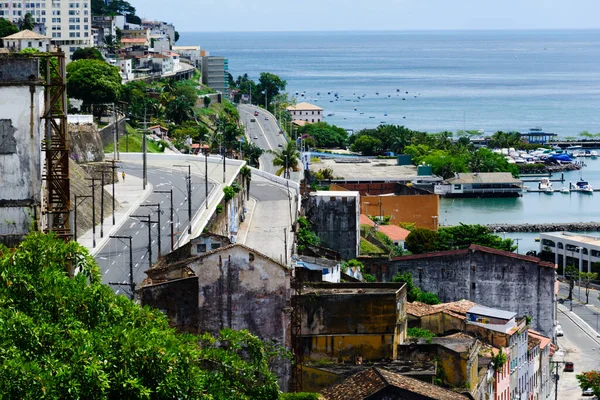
xmin=485 ymin=222 xmax=600 ymax=233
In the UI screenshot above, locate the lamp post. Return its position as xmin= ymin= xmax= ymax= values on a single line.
xmin=432 ymin=215 xmax=438 ymax=230
xmin=577 ymin=246 xmax=583 ymax=301
xmin=263 ymin=90 xmax=267 ymax=110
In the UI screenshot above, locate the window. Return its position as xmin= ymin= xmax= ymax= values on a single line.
xmin=197 ymin=243 xmax=207 ymax=253
xmin=471 ymin=282 xmax=476 ymax=290
xmin=210 ymin=243 xmax=221 ymax=250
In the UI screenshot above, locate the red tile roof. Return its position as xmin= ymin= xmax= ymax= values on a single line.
xmin=360 ymin=214 xmax=375 ymax=227
xmin=320 ymin=367 xmax=469 ymax=400
xmin=528 ymin=329 xmax=552 ymax=350
xmin=121 ymin=38 xmax=148 ymax=44
xmin=377 ymin=224 xmax=410 ymax=242
xmin=391 ymin=244 xmax=554 ymax=268
xmin=406 ymin=299 xmax=477 ymax=318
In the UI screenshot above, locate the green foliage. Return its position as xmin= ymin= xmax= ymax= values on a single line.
xmin=488 ymin=131 xmax=523 ymax=149
xmin=67 ymin=59 xmax=122 ymax=106
xmin=407 ymin=327 xmax=436 ymax=339
xmin=342 ymin=259 xmax=365 ymax=273
xmin=360 ymin=238 xmax=385 ymax=255
xmin=577 ymin=371 xmax=600 ymax=397
xmin=525 ymin=315 xmax=532 ymax=325
xmin=312 ymin=168 xmax=335 ymax=181
xmin=223 ymin=186 xmax=236 ymax=202
xmin=71 ymin=47 xmax=104 ymax=61
xmin=398 ymin=222 xmax=416 ymax=231
xmin=203 ymin=96 xmax=211 ymax=108
xmin=363 ymin=274 xmax=377 ymax=283
xmin=174 ymin=31 xmax=180 ymax=43
xmin=280 ymin=393 xmax=320 ymax=400
xmin=298 ymin=122 xmax=348 ymax=148
xmin=351 ymin=135 xmax=382 ymax=155
xmin=216 ymin=204 xmax=224 ymax=214
xmin=491 ymin=348 xmax=507 ymax=372
xmin=417 ymin=292 xmax=441 ymax=305
xmin=297 ymin=217 xmax=320 ymax=253
xmin=405 ymin=228 xmax=439 ymax=254
xmin=231 ymin=181 xmax=242 ymax=193
xmin=0 ymin=233 xmax=283 ymax=399
xmin=437 ymin=223 xmax=516 ymax=252
xmin=0 ymin=18 xmax=19 ymax=38
xmin=392 ymin=272 xmax=421 ymax=302
xmin=269 ymin=141 xmax=300 ymax=178
xmin=104 ymin=131 xmax=163 ymax=154
xmin=256 ymin=72 xmax=287 ymax=108
xmin=18 ymin=12 xmax=35 ymax=30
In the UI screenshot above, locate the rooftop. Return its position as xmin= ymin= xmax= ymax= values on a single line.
xmin=287 ymin=101 xmax=324 ymax=111
xmin=391 ymin=244 xmax=555 ymax=269
xmin=309 ymin=158 xmax=419 ymax=181
xmin=2 ymin=29 xmax=50 ymax=40
xmin=301 ymin=282 xmax=405 ymax=296
xmin=377 ymin=224 xmax=411 ymax=242
xmin=311 ymin=190 xmax=359 ymax=198
xmin=172 ymin=45 xmax=201 ymax=51
xmin=308 ymin=360 xmax=436 ymax=379
xmin=528 ymin=329 xmax=552 ymax=350
xmin=407 ymin=299 xmax=477 ymax=318
xmin=540 ymin=231 xmax=600 ymax=247
xmin=320 ymin=367 xmax=469 ymax=400
xmin=360 ymin=214 xmax=376 ymax=227
xmin=467 ymin=305 xmax=516 ymax=321
xmin=528 ymin=335 xmax=541 ymax=352
xmin=447 ymin=172 xmax=521 ymax=184
xmin=121 ymin=38 xmax=148 ymax=44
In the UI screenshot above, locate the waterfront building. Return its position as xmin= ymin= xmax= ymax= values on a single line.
xmin=0 ymin=0 xmax=93 ymax=61
xmin=1 ymin=29 xmax=50 ymax=52
xmin=287 ymin=102 xmax=324 ymax=123
xmin=201 ymin=56 xmax=229 ymax=99
xmin=520 ymin=127 xmax=557 ymax=145
xmin=539 ymin=231 xmax=600 ymax=275
xmin=172 ymin=45 xmax=201 ymax=67
xmin=434 ymin=172 xmax=523 ymax=198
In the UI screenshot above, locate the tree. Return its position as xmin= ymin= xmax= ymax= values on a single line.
xmin=66 ymin=59 xmax=122 ymax=108
xmin=580 ymin=272 xmax=599 ymax=304
xmin=436 ymin=223 xmax=516 ymax=252
xmin=298 ymin=122 xmax=348 ymax=148
xmin=174 ymin=31 xmax=180 ymax=43
xmin=269 ymin=141 xmax=300 ymax=179
xmin=91 ymin=0 xmax=107 ymax=14
xmin=350 ymin=135 xmax=382 ymax=155
xmin=204 ymin=95 xmax=211 ymax=108
xmin=242 ymin=142 xmax=264 ymax=168
xmin=417 ymin=292 xmax=441 ymax=305
xmin=392 ymin=272 xmax=421 ymax=302
xmin=166 ymin=95 xmax=195 ymax=124
xmin=565 ymin=265 xmax=579 ymax=300
xmin=256 ymin=72 xmax=286 ymax=108
xmin=0 ymin=233 xmax=283 ymax=399
xmin=17 ymin=12 xmax=35 ymax=31
xmin=577 ymin=371 xmax=600 ymax=397
xmin=0 ymin=18 xmax=19 ymax=40
xmin=405 ymin=228 xmax=439 ymax=254
xmin=106 ymin=0 xmax=136 ymax=15
xmin=71 ymin=47 xmax=104 ymax=61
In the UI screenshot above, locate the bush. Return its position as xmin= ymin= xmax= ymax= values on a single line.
xmin=405 ymin=228 xmax=439 ymax=254
xmin=280 ymin=393 xmax=320 ymax=400
xmin=215 ymin=204 xmax=223 ymax=214
xmin=407 ymin=327 xmax=436 ymax=339
xmin=417 ymin=291 xmax=441 ymax=305
xmin=223 ymin=186 xmax=236 ymax=202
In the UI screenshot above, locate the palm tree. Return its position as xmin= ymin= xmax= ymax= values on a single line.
xmin=269 ymin=141 xmax=300 ymax=179
xmin=18 ymin=13 xmax=35 ymax=31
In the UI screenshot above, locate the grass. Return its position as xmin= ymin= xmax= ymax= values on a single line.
xmin=104 ymin=129 xmax=163 ymax=154
xmin=360 ymin=238 xmax=385 ymax=255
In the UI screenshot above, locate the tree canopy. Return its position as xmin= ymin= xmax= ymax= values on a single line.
xmin=256 ymin=72 xmax=286 ymax=108
xmin=577 ymin=371 xmax=600 ymax=397
xmin=0 ymin=18 xmax=19 ymax=39
xmin=0 ymin=233 xmax=283 ymax=399
xmin=67 ymin=59 xmax=123 ymax=106
xmin=71 ymin=47 xmax=104 ymax=61
xmin=269 ymin=141 xmax=300 ymax=178
xmin=297 ymin=122 xmax=348 ymax=148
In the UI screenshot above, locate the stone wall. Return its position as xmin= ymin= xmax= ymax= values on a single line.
xmin=69 ymin=123 xmax=104 ymax=163
xmin=363 ymin=247 xmax=555 ymax=337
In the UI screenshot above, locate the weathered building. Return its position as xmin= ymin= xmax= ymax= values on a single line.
xmin=363 ymin=244 xmax=556 ymax=338
xmin=306 ymin=191 xmax=360 ymax=260
xmin=0 ymin=55 xmax=44 ymax=246
xmin=141 ymin=241 xmax=291 ymax=389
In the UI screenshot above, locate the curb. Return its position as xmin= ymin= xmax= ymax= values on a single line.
xmin=90 ymin=181 xmax=154 ymax=257
xmin=239 ymin=197 xmax=257 ymax=245
xmin=557 ymin=304 xmax=600 ymax=345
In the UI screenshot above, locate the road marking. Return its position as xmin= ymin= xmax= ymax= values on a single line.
xmin=135 ymin=231 xmax=139 ymax=235
xmin=152 ymin=240 xmax=156 ymax=244
xmin=129 ymin=222 xmax=136 ymax=229
xmin=180 ymin=202 xmax=185 ymax=206
xmin=135 ymin=263 xmax=139 ymax=268
xmin=162 ymin=226 xmax=166 ymax=231
xmin=99 ymin=256 xmax=107 ymax=260
xmin=105 ymin=269 xmax=109 ymax=274
xmin=161 ymin=200 xmax=164 ymax=203
xmin=111 ymin=260 xmax=116 ymax=265
xmin=141 ymin=255 xmax=145 ymax=260
xmin=117 ymin=253 xmax=122 ymax=257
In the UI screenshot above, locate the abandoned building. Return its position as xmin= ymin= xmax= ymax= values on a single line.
xmin=362 ymin=244 xmax=556 ymax=338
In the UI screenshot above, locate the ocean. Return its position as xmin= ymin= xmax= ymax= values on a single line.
xmin=180 ymin=30 xmax=600 ymax=136
xmin=179 ymin=30 xmax=600 ymax=253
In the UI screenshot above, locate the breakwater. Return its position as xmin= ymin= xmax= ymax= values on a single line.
xmin=485 ymin=222 xmax=600 ymax=233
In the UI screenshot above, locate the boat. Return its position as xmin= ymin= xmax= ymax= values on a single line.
xmin=567 ymin=145 xmax=583 ymax=150
xmin=326 ymin=113 xmax=334 ymax=117
xmin=538 ymin=177 xmax=553 ymax=193
xmin=591 ymin=150 xmax=598 ymax=158
xmin=574 ymin=179 xmax=593 ymax=193
xmin=384 ymin=112 xmax=388 ymax=116
xmin=560 ymin=187 xmax=570 ymax=194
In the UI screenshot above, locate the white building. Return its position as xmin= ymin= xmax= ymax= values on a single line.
xmin=118 ymin=58 xmax=133 ymax=81
xmin=0 ymin=0 xmax=92 ymax=61
xmin=172 ymin=45 xmax=201 ymax=67
xmin=1 ymin=29 xmax=50 ymax=52
xmin=151 ymin=54 xmax=173 ymax=74
xmin=539 ymin=231 xmax=600 ymax=275
xmin=286 ymin=102 xmax=324 ymax=123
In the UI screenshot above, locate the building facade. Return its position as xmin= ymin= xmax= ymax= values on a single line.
xmin=1 ymin=29 xmax=50 ymax=52
xmin=0 ymin=0 xmax=92 ymax=60
xmin=540 ymin=231 xmax=600 ymax=276
xmin=287 ymin=102 xmax=324 ymax=123
xmin=172 ymin=45 xmax=201 ymax=66
xmin=201 ymin=56 xmax=228 ymax=98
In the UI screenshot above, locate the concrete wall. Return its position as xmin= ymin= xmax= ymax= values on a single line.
xmin=69 ymin=123 xmax=105 ymax=163
xmin=365 ymin=249 xmax=555 ymax=338
xmin=361 ymin=194 xmax=439 ymax=230
xmin=307 ymin=192 xmax=360 ymax=260
xmin=0 ymin=57 xmax=43 ymax=246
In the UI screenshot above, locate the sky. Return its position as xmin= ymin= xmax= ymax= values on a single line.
xmin=133 ymin=0 xmax=600 ymax=32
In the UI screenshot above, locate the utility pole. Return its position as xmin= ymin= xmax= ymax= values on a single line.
xmin=108 ymin=160 xmax=118 ymax=225
xmin=108 ymin=235 xmax=134 ymax=300
xmin=174 ymin=164 xmax=192 ymax=235
xmin=142 ymin=106 xmax=148 ymax=190
xmin=131 ymin=215 xmax=157 ymax=271
xmin=113 ymin=102 xmax=118 ymax=161
xmin=283 ymin=227 xmax=288 ymax=266
xmin=155 ymin=190 xmax=174 ymax=251
xmin=141 ymin=203 xmax=161 ymax=257
xmin=514 ymin=237 xmax=522 ymax=254
xmin=73 ymin=195 xmax=91 ymax=242
xmin=204 ymin=150 xmax=209 ymax=210
xmin=100 ymin=170 xmax=105 ymax=238
xmin=85 ymin=177 xmax=98 ymax=247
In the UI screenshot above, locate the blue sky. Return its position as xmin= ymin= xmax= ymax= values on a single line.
xmin=134 ymin=0 xmax=600 ymax=32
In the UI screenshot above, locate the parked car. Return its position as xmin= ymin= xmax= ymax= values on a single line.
xmin=582 ymin=388 xmax=595 ymax=396
xmin=555 ymin=325 xmax=564 ymax=337
xmin=564 ymin=362 xmax=574 ymax=372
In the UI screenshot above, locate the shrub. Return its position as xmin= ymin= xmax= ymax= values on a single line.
xmin=417 ymin=291 xmax=441 ymax=305
xmin=407 ymin=327 xmax=436 ymax=339
xmin=223 ymin=186 xmax=236 ymax=202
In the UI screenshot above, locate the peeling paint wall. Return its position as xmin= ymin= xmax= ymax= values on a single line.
xmin=0 ymin=58 xmax=43 ymax=246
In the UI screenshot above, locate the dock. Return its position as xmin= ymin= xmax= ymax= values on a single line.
xmin=525 ymin=188 xmax=598 ymax=193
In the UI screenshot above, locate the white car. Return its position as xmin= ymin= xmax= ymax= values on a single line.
xmin=555 ymin=325 xmax=564 ymax=337
xmin=253 ymin=136 xmax=258 ymax=140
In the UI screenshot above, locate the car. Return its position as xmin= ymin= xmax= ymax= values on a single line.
xmin=555 ymin=325 xmax=564 ymax=337
xmin=253 ymin=136 xmax=258 ymax=140
xmin=582 ymin=388 xmax=595 ymax=396
xmin=279 ymin=130 xmax=284 ymax=134
xmin=250 ymin=118 xmax=256 ymax=122
xmin=278 ymin=143 xmax=283 ymax=147
xmin=564 ymin=362 xmax=574 ymax=372
xmin=254 ymin=111 xmax=259 ymax=116
xmin=265 ymin=116 xmax=269 ymax=120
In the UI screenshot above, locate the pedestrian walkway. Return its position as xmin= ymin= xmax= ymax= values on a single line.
xmin=237 ymin=197 xmax=257 ymax=245
xmin=78 ymin=174 xmax=153 ymax=256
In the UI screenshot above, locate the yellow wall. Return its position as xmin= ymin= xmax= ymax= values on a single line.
xmin=417 ymin=313 xmax=465 ymax=336
xmin=304 ymin=334 xmax=395 ymax=361
xmin=301 ymin=365 xmax=342 ymax=392
xmin=361 ymin=195 xmax=439 ymax=230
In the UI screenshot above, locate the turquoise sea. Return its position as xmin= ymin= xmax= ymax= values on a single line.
xmin=179 ymin=30 xmax=600 ymax=252
xmin=180 ymin=30 xmax=600 ymax=136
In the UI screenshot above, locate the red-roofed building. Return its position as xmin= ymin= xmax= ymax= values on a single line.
xmin=377 ymin=224 xmax=411 ymax=248
xmin=360 ymin=214 xmax=375 ymax=227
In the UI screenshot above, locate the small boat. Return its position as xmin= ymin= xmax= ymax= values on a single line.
xmin=369 ymin=116 xmax=375 ymax=118
xmin=384 ymin=112 xmax=388 ymax=116
xmin=560 ymin=187 xmax=570 ymax=194
xmin=539 ymin=177 xmax=553 ymax=193
xmin=575 ymin=179 xmax=593 ymax=193
xmin=327 ymin=113 xmax=334 ymax=117
xmin=567 ymin=145 xmax=583 ymax=150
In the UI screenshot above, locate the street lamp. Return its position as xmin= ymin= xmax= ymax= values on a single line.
xmin=577 ymin=246 xmax=583 ymax=302
xmin=263 ymin=90 xmax=267 ymax=110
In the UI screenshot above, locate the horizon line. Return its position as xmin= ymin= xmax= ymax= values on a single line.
xmin=178 ymin=27 xmax=600 ymax=34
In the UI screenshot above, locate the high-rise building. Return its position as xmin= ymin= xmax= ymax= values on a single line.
xmin=201 ymin=56 xmax=229 ymax=98
xmin=0 ymin=0 xmax=92 ymax=60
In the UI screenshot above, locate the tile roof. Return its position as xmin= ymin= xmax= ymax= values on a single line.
xmin=406 ymin=299 xmax=477 ymax=318
xmin=2 ymin=29 xmax=49 ymax=40
xmin=391 ymin=244 xmax=555 ymax=268
xmin=360 ymin=214 xmax=375 ymax=227
xmin=287 ymin=101 xmax=324 ymax=111
xmin=121 ymin=38 xmax=148 ymax=43
xmin=528 ymin=329 xmax=551 ymax=350
xmin=447 ymin=172 xmax=521 ymax=184
xmin=377 ymin=224 xmax=411 ymax=242
xmin=528 ymin=336 xmax=541 ymax=351
xmin=320 ymin=367 xmax=469 ymax=400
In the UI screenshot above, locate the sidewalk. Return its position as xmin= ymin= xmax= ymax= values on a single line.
xmin=558 ymin=303 xmax=600 ymax=344
xmin=77 ymin=174 xmax=153 ymax=256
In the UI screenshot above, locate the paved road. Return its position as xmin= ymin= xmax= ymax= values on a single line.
xmin=556 ymin=306 xmax=600 ymax=399
xmin=94 ymin=162 xmax=215 ymax=297
xmin=558 ymin=281 xmax=600 ymax=335
xmin=239 ymin=104 xmax=301 ymax=182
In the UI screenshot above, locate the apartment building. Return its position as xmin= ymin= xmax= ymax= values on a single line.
xmin=0 ymin=0 xmax=92 ymax=60
xmin=201 ymin=55 xmax=229 ymax=98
